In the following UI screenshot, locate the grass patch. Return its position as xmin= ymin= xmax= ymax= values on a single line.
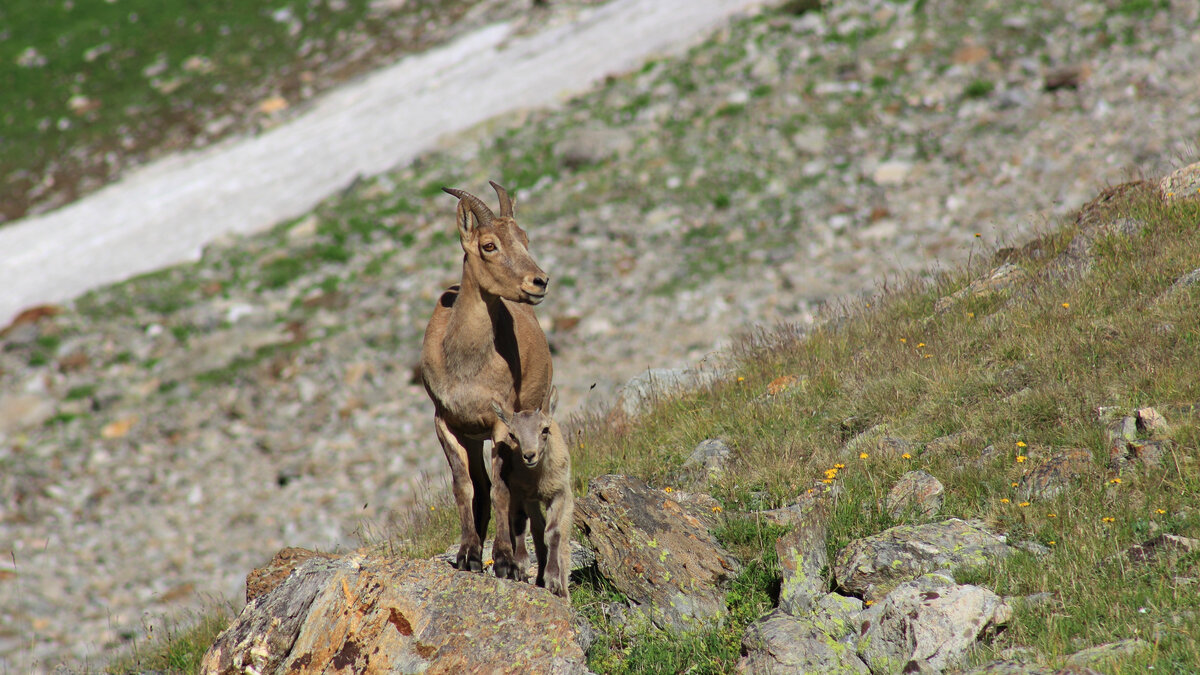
xmin=964 ymin=78 xmax=996 ymax=99
xmin=106 ymin=607 xmax=232 ymax=675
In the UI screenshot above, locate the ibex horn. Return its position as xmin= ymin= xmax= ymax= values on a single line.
xmin=489 ymin=181 xmax=514 ymax=218
xmin=442 ymin=187 xmax=494 ymax=227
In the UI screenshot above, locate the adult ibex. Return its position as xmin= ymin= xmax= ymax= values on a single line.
xmin=420 ymin=181 xmax=553 ymax=577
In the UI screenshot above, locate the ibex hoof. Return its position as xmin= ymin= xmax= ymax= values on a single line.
xmin=546 ymin=577 xmax=569 ymax=599
xmin=493 ymin=557 xmax=522 ymax=581
xmin=456 ymin=545 xmax=483 ymax=572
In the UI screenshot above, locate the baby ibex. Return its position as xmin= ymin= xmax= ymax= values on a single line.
xmin=491 ymin=386 xmax=573 ymax=598
xmin=420 ymin=181 xmax=554 ymax=575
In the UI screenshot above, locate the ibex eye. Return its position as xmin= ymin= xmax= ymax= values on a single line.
xmin=542 ymin=427 xmax=550 ymax=436
xmin=482 ymin=242 xmax=497 ymax=252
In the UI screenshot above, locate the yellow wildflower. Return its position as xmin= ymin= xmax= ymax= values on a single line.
xmin=865 ymin=600 xmax=875 ymax=607
xmin=835 ymin=463 xmax=845 ymax=469
xmin=974 ymin=233 xmax=982 ymax=238
xmin=900 ymin=338 xmax=907 ymax=343
xmin=1000 ymin=498 xmax=1010 ymax=503
xmin=917 ymin=343 xmax=925 ymax=348
xmin=1016 ymin=455 xmax=1027 ymax=463
xmin=902 ymin=453 xmax=912 ymax=460
xmin=663 ymin=487 xmax=673 ymax=493
xmin=967 ymin=312 xmax=975 ymax=318
xmin=1011 ymin=482 xmax=1018 ymax=487
xmin=1016 ymin=441 xmax=1027 ymax=448
xmin=1048 ymin=540 xmax=1056 ymax=546
xmin=712 ymin=506 xmax=723 ymax=513
xmin=860 ymin=452 xmax=869 ymax=459
xmin=1019 ymin=502 xmax=1030 ymax=507
xmin=1110 ymin=478 xmax=1121 ymax=484
xmin=1047 ymin=513 xmax=1057 ymax=518
xmin=1155 ymin=509 xmax=1166 ymax=515
xmin=1061 ymin=302 xmax=1070 ymax=309
xmin=737 ymin=376 xmax=745 ymax=382
xmin=1101 ymin=516 xmax=1115 ymax=523
xmin=822 ymin=478 xmax=834 ymax=484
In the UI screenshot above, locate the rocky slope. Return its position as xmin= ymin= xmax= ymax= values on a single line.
xmin=2 ymin=0 xmax=1199 ymax=670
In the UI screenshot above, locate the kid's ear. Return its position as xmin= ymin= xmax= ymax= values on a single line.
xmin=547 ymin=385 xmax=558 ymax=416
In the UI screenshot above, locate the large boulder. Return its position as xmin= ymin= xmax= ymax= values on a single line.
xmin=834 ymin=519 xmax=1013 ymax=601
xmin=574 ymin=474 xmax=739 ymax=631
xmin=202 ymin=552 xmax=590 ymax=674
xmin=856 ymin=571 xmax=1012 ymax=673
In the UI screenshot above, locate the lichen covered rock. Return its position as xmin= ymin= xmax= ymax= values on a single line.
xmin=574 ymin=474 xmax=739 ymax=631
xmin=856 ymin=571 xmax=1012 ymax=673
xmin=739 ymin=608 xmax=869 ymax=674
xmin=834 ymin=519 xmax=1013 ymax=601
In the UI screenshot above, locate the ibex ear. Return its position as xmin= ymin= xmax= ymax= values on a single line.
xmin=455 ymin=201 xmax=477 ymax=249
xmin=547 ymin=385 xmax=558 ymax=417
xmin=491 ymin=401 xmax=510 ymax=426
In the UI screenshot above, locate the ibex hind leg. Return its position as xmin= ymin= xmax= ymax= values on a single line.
xmin=436 ymin=418 xmax=487 ymax=572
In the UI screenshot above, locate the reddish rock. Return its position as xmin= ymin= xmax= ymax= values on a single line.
xmin=204 ymin=553 xmax=589 ymax=675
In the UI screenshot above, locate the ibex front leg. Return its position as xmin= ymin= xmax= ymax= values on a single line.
xmin=490 ymin=447 xmax=528 ymax=580
xmin=532 ymin=490 xmax=573 ymax=598
xmin=435 ymin=417 xmax=488 ymax=571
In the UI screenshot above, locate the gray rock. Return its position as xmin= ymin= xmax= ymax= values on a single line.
xmin=614 ymin=366 xmax=725 ymax=421
xmin=924 ymin=430 xmax=984 ymax=456
xmin=1018 ymin=448 xmax=1096 ymax=500
xmin=843 ymin=424 xmax=913 ymax=460
xmin=1015 ymin=540 xmax=1052 ymax=557
xmin=1064 ymin=638 xmax=1152 ymax=668
xmin=808 ymin=592 xmax=864 ymax=640
xmin=574 ymin=475 xmax=738 ymax=631
xmin=885 ymin=470 xmax=944 ymax=519
xmin=834 ymin=519 xmax=1013 ymax=601
xmin=1158 ymin=161 xmax=1200 ymax=203
xmin=738 ymin=609 xmax=869 ymax=674
xmin=684 ymin=438 xmax=732 ymax=474
xmin=1135 ymin=406 xmax=1170 ymax=437
xmin=776 ymin=483 xmax=835 ymax=615
xmin=934 ymin=263 xmax=1029 ymax=313
xmin=555 ymin=126 xmax=636 ymax=169
xmin=1124 ymin=533 xmax=1200 ymax=563
xmin=856 ymin=571 xmax=1012 ymax=673
xmin=0 ymin=392 xmax=57 ymax=435
xmin=1173 ymin=267 xmax=1200 ymax=288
